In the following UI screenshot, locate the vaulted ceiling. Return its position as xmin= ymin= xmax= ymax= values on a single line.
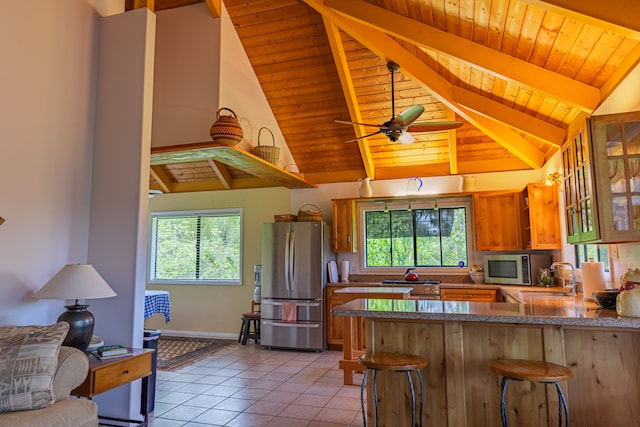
xmin=138 ymin=0 xmax=640 ymax=192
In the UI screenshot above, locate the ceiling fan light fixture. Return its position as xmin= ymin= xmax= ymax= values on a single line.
xmin=398 ymin=131 xmax=415 ymax=145
xmin=334 ymin=62 xmax=461 ymax=144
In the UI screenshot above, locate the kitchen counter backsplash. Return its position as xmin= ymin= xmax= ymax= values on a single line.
xmin=344 ymin=274 xmax=473 ymax=284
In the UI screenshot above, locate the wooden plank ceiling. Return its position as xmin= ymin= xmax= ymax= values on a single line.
xmin=141 ymin=0 xmax=640 ymax=192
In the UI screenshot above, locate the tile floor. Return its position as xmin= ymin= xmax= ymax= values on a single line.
xmin=148 ymin=343 xmax=365 ymax=426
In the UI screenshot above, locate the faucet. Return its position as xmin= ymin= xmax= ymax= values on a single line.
xmin=550 ymin=262 xmax=576 ymax=294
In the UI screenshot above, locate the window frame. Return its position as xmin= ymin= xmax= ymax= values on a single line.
xmin=148 ymin=208 xmax=243 ymax=286
xmin=356 ymin=197 xmax=475 ymax=274
xmin=573 ymin=243 xmax=613 ymax=286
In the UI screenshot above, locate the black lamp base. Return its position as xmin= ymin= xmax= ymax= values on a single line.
xmin=57 ymin=303 xmax=95 ymax=351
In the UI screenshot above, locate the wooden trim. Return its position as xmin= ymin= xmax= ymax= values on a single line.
xmin=322 ymin=17 xmax=375 ymax=179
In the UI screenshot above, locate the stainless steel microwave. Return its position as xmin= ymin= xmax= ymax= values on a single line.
xmin=484 ymin=254 xmax=552 ymax=285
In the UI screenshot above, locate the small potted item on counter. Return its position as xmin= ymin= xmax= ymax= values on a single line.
xmin=469 ymin=265 xmax=485 ymax=284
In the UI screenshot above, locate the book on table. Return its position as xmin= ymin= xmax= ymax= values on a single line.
xmin=91 ymin=350 xmax=132 ymax=360
xmin=95 ymin=344 xmax=128 ymax=357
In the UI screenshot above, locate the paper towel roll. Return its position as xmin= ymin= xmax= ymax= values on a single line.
xmin=340 ymin=260 xmax=349 ymax=283
xmin=581 ymin=262 xmax=606 ymax=301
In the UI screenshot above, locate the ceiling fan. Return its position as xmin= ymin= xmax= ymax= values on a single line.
xmin=336 ymin=61 xmax=463 ymax=145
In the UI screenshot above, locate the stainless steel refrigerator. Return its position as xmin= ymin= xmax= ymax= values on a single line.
xmin=261 ymin=221 xmax=334 ymax=351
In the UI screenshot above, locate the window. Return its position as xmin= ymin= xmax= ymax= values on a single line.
xmin=149 ymin=209 xmax=242 ymax=284
xmin=361 ymin=199 xmax=470 ymax=269
xmin=575 ymin=244 xmax=610 ymax=271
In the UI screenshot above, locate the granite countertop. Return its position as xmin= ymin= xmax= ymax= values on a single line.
xmin=332 ymin=289 xmax=640 ymax=329
xmin=334 ymin=286 xmax=412 ymax=295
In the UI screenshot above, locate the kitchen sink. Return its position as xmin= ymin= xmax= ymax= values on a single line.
xmin=518 ymin=290 xmax=576 ymax=298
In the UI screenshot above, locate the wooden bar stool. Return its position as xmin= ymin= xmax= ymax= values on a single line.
xmin=238 ymin=300 xmax=260 ymax=345
xmin=358 ymin=352 xmax=428 ymax=427
xmin=490 ymin=359 xmax=572 ymax=427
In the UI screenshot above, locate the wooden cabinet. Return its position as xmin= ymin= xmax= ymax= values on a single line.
xmin=332 ymin=199 xmax=357 ymax=252
xmin=561 ymin=120 xmax=599 ymax=243
xmin=327 ymin=287 xmax=346 ymax=349
xmin=562 ymin=112 xmax=640 ymax=243
xmin=521 ymin=183 xmax=561 ymax=249
xmin=589 ymin=111 xmax=640 ymax=242
xmin=473 ymin=191 xmax=523 ymax=251
xmin=440 ymin=288 xmax=498 ymax=302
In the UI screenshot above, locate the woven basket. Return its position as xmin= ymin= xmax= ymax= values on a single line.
xmin=274 ymin=214 xmax=297 ymax=222
xmin=209 ymin=108 xmax=243 ymax=145
xmin=297 ymin=204 xmax=323 ymax=222
xmin=253 ymin=127 xmax=280 ymax=165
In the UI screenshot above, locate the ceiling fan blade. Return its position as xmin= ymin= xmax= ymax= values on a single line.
xmin=408 ymin=121 xmax=464 ymax=132
xmin=397 ymin=131 xmax=415 ymax=145
xmin=335 ymin=119 xmax=381 ymax=128
xmin=344 ymin=130 xmax=382 ymax=143
xmin=396 ymin=105 xmax=425 ymax=127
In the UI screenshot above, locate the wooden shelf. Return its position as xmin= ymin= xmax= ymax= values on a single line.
xmin=150 ymin=142 xmax=316 ymax=190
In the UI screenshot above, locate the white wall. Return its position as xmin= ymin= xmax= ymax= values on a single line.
xmin=218 ymin=6 xmax=294 ymax=166
xmin=151 ymin=3 xmax=294 ymax=166
xmin=0 ymin=0 xmax=98 ymax=324
xmin=152 ymin=3 xmax=220 ymax=147
xmin=144 ymin=187 xmax=290 ymax=336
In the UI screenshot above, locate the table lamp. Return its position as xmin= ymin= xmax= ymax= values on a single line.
xmin=34 ymin=264 xmax=117 ymax=350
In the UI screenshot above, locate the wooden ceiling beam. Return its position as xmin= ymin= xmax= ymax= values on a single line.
xmin=446 ymin=110 xmax=458 ymax=175
xmin=129 ymin=0 xmax=155 ymax=11
xmin=324 ymin=0 xmax=601 ymax=113
xmin=127 ymin=0 xmax=219 ymax=17
xmin=599 ymin=44 xmax=640 ymax=103
xmin=150 ymin=165 xmax=173 ymax=193
xmin=305 ymin=1 xmax=545 ymax=168
xmin=519 ymin=0 xmax=640 ymax=40
xmin=204 ymin=0 xmax=221 ymax=18
xmin=322 ymin=16 xmax=376 ymax=179
xmin=451 ymin=87 xmax=564 ymax=147
xmin=208 ymin=160 xmax=232 ymax=189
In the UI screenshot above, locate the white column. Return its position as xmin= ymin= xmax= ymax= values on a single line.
xmin=88 ymin=7 xmax=155 ymax=420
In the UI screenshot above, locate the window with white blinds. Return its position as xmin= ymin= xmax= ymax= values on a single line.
xmin=149 ymin=209 xmax=242 ymax=285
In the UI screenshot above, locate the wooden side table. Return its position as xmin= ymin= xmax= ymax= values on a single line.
xmin=72 ymin=348 xmax=154 ymax=427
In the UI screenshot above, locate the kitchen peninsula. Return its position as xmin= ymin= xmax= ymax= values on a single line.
xmin=333 ymin=289 xmax=640 ymax=427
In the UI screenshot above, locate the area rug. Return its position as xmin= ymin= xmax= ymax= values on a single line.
xmin=156 ymin=336 xmax=237 ymax=371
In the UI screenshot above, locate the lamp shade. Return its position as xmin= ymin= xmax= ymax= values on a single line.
xmin=34 ymin=264 xmax=117 ymax=300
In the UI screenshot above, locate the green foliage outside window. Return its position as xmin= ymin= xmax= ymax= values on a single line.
xmin=576 ymin=244 xmax=610 ymax=271
xmin=364 ymin=206 xmax=468 ymax=268
xmin=150 ymin=210 xmax=241 ymax=283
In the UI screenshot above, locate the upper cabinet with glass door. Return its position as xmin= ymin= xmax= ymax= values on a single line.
xmin=589 ymin=111 xmax=640 ymax=242
xmin=562 ymin=120 xmax=598 ymax=244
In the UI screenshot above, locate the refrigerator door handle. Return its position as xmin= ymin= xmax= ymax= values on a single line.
xmin=284 ymin=229 xmax=291 ymax=291
xmin=288 ymin=229 xmax=295 ymax=291
xmin=262 ymin=321 xmax=320 ymax=328
xmin=262 ymin=301 xmax=321 ymax=307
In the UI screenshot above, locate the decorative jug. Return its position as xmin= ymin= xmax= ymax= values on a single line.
xmin=358 ymin=177 xmax=373 ymax=198
xmin=210 ymin=107 xmax=243 ymax=145
xmin=406 ymin=177 xmax=423 ymax=195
